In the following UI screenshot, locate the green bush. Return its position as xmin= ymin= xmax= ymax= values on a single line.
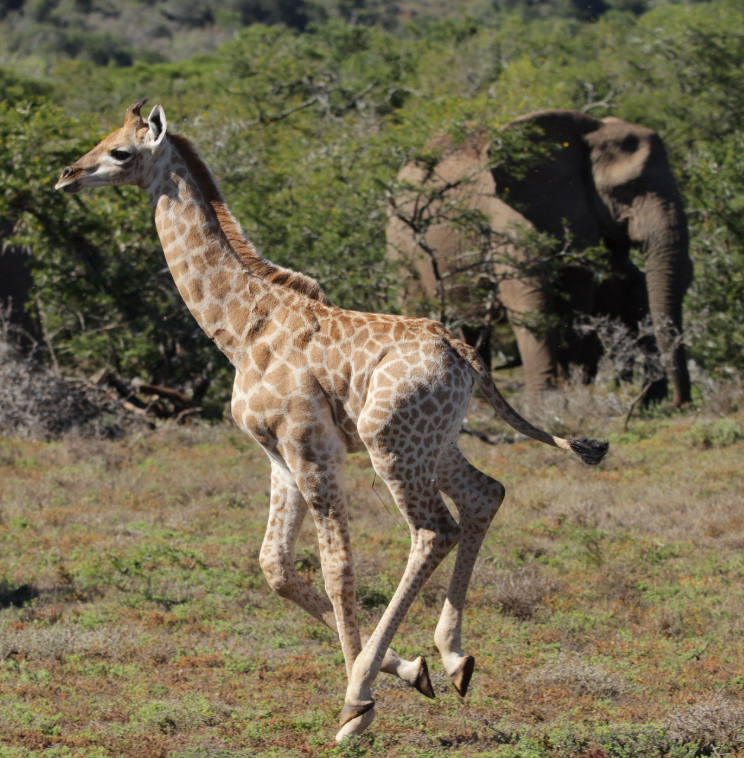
xmin=2 ymin=1 xmax=743 ymax=414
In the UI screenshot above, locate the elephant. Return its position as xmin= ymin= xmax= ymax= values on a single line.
xmin=387 ymin=109 xmax=693 ymax=406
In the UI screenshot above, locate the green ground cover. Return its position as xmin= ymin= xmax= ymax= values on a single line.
xmin=0 ymin=405 xmax=742 ymax=757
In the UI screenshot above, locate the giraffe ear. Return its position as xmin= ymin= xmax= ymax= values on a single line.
xmin=147 ymin=103 xmax=167 ymax=146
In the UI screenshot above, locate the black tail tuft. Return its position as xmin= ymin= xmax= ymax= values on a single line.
xmin=569 ymin=437 xmax=609 ymax=465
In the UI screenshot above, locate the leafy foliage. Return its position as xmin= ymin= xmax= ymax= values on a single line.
xmin=1 ymin=0 xmax=743 ymax=413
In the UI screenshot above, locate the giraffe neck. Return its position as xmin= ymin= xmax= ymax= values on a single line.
xmin=145 ymin=136 xmax=326 ymax=366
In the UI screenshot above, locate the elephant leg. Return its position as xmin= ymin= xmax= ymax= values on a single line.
xmin=555 ymin=265 xmax=600 ymax=383
xmin=498 ymin=275 xmax=556 ymax=393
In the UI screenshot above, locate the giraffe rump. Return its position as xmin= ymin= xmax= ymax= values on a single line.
xmin=169 ymin=134 xmax=331 ymax=305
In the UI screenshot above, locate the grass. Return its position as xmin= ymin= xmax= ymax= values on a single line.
xmin=0 ymin=400 xmax=743 ymax=757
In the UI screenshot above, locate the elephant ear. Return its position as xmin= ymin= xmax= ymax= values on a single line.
xmin=586 ymin=117 xmax=653 ymax=190
xmin=492 ymin=109 xmax=604 ymax=248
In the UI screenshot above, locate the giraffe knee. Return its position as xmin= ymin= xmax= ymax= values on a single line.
xmin=487 ymin=479 xmax=506 ymax=516
xmin=259 ymin=548 xmax=294 ymax=597
xmin=420 ymin=515 xmax=461 ymax=555
xmin=463 ymin=477 xmax=505 ymax=529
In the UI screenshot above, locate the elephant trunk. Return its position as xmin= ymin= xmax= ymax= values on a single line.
xmin=637 ymin=199 xmax=693 ymax=406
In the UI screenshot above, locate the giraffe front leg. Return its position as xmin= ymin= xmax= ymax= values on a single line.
xmin=260 ymin=460 xmax=433 ymax=697
xmin=434 ymin=446 xmax=505 ymax=696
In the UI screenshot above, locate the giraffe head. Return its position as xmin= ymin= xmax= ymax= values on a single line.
xmin=55 ymin=99 xmax=168 ymax=194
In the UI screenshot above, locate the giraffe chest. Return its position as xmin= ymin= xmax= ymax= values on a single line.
xmin=229 ymin=356 xmax=364 ymax=455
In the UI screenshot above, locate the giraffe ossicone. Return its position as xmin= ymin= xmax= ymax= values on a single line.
xmin=56 ymin=100 xmax=608 ymax=743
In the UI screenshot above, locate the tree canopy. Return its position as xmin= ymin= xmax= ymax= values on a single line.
xmin=1 ymin=0 xmax=742 ymax=412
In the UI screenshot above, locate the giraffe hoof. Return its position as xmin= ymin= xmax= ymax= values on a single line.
xmin=451 ymin=655 xmax=475 ymax=697
xmin=335 ymin=703 xmax=376 ymax=741
xmin=338 ymin=700 xmax=375 ymax=728
xmin=414 ymin=656 xmax=435 ymax=699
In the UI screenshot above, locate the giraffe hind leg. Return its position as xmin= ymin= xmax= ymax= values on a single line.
xmin=434 ymin=444 xmax=505 ymax=696
xmin=340 ymin=436 xmax=461 ymax=740
xmin=260 ymin=459 xmax=431 ymax=693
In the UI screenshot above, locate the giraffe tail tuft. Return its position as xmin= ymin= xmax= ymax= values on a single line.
xmin=568 ymin=437 xmax=609 ymax=466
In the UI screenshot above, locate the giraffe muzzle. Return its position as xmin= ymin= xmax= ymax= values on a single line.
xmin=55 ymin=165 xmax=86 ymax=193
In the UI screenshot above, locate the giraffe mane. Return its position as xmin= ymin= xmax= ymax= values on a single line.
xmin=168 ymin=133 xmax=331 ymax=305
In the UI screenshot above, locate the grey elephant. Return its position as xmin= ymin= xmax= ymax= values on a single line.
xmin=387 ymin=109 xmax=693 ymax=406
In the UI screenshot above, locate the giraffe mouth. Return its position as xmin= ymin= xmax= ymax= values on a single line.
xmin=55 ymin=173 xmax=84 ymax=194
xmin=58 ymin=180 xmax=83 ymax=194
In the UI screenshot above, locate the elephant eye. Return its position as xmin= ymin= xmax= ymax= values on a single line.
xmin=110 ymin=149 xmax=132 ymax=162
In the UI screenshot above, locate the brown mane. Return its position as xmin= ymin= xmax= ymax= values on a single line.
xmin=168 ymin=133 xmax=331 ymax=305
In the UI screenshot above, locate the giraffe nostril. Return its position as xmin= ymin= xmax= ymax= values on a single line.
xmin=62 ymin=166 xmax=75 ymax=179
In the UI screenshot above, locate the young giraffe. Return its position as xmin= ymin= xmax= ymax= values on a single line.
xmin=56 ymin=100 xmax=608 ymax=741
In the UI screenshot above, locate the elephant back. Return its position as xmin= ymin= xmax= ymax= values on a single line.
xmin=388 ymin=129 xmax=530 ymax=320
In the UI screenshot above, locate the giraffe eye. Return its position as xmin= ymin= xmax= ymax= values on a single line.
xmin=110 ymin=149 xmax=132 ymax=162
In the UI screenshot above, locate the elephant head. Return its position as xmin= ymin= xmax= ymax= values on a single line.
xmin=583 ymin=117 xmax=693 ymax=406
xmin=495 ymin=110 xmax=692 ymax=405
xmin=388 ymin=110 xmax=693 ymax=406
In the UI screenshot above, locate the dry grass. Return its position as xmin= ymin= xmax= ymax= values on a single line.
xmin=0 ymin=393 xmax=743 ymax=756
xmin=486 ymin=564 xmax=557 ymax=620
xmin=667 ymin=692 xmax=744 ymax=750
xmin=525 ymin=654 xmax=630 ymax=698
xmin=0 ymin=338 xmax=132 ymax=439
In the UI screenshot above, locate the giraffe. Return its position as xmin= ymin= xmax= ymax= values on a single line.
xmin=56 ymin=100 xmax=608 ymax=742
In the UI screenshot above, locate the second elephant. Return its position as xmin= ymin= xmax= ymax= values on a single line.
xmin=387 ymin=109 xmax=693 ymax=406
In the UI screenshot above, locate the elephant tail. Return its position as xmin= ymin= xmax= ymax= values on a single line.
xmin=449 ymin=337 xmax=609 ymax=465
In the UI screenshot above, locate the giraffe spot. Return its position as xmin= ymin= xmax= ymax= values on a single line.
xmin=252 ymin=343 xmax=272 ymax=372
xmin=215 ymin=329 xmax=236 ymax=347
xmin=294 ymin=329 xmax=315 ymax=351
xmin=209 ymin=271 xmax=232 ymax=300
xmin=375 ymin=374 xmax=393 ymax=389
xmin=228 ymin=304 xmax=250 ymax=336
xmin=204 ymin=303 xmax=223 ymax=325
xmin=240 ymin=368 xmax=261 ymax=387
xmin=205 ymin=246 xmax=223 ymax=266
xmin=286 ymin=313 xmax=307 ymax=333
xmin=189 ymin=279 xmax=205 ymax=303
xmin=326 ymin=347 xmax=342 ymax=371
xmin=247 ymin=393 xmax=268 ymax=413
xmin=192 ymin=254 xmax=209 ymax=274
xmin=353 ymin=328 xmax=370 ymax=346
xmin=264 ymin=366 xmax=290 ymax=392
xmin=185 ymin=227 xmax=205 ymax=250
xmin=371 ymin=321 xmax=390 ymax=336
xmin=231 ymin=399 xmax=246 ymax=421
xmin=164 ymin=245 xmax=184 ymax=265
xmin=286 ymin=349 xmax=306 ymax=369
xmin=223 ymin=256 xmax=240 ymax=271
xmin=171 ymin=259 xmax=191 ymax=279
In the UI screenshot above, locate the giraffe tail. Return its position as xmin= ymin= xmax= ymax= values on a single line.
xmin=448 ymin=337 xmax=608 ymax=465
